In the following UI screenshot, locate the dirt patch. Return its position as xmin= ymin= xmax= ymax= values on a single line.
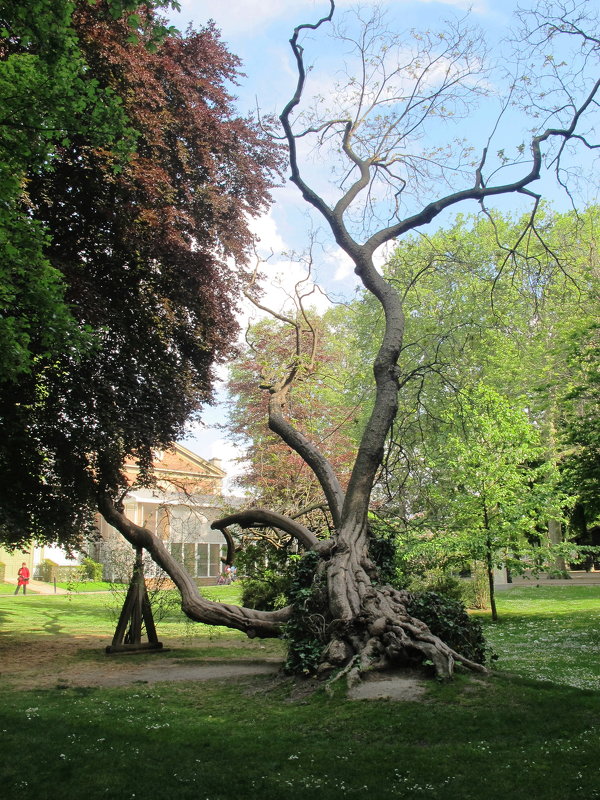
xmin=60 ymin=660 xmax=281 ymax=688
xmin=0 ymin=634 xmax=281 ymax=690
xmin=348 ymin=670 xmax=428 ymax=702
xmin=1 ymin=636 xmax=429 ymax=699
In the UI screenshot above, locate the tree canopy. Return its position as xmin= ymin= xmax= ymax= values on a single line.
xmin=0 ymin=0 xmax=281 ymax=550
xmin=226 ymin=205 xmax=599 ymax=608
xmin=4 ymin=0 xmax=599 ymax=682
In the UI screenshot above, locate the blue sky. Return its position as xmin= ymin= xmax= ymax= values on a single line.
xmin=166 ymin=1 xmax=598 ymax=485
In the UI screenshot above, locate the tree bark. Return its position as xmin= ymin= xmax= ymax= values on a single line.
xmin=98 ymin=492 xmax=292 ymax=639
xmin=95 ymin=1 xmax=599 ymax=682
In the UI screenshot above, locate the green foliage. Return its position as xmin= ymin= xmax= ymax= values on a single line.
xmin=560 ymin=322 xmax=600 ymax=526
xmin=412 ymin=383 xmax=572 ymax=599
xmin=404 ymin=569 xmax=466 ymax=602
xmin=240 ymin=571 xmax=290 ymax=611
xmin=227 ymin=208 xmax=599 ymax=607
xmin=0 ymin=0 xmax=280 ymax=551
xmin=458 ymin=566 xmax=490 ymax=610
xmin=367 ymin=520 xmax=400 ymax=585
xmin=237 ymin=539 xmax=298 ymax=611
xmin=355 ymin=207 xmax=599 ymax=566
xmin=37 ymin=558 xmax=58 ymax=582
xmin=283 ymin=550 xmax=329 ymax=675
xmin=407 ymin=591 xmax=491 ymax=666
xmin=0 ymin=0 xmax=133 ymax=389
xmin=81 ymin=556 xmax=103 ymax=582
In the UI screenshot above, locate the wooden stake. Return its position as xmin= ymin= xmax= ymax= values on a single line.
xmin=106 ymin=547 xmax=164 ymax=654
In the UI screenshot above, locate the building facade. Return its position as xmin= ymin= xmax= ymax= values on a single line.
xmin=92 ymin=444 xmax=230 ymax=586
xmin=0 ymin=443 xmax=231 ymax=587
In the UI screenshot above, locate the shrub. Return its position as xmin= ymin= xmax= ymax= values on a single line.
xmin=407 ymin=590 xmax=492 ymax=665
xmin=241 ymin=570 xmax=289 ymax=611
xmin=283 ymin=551 xmax=328 ymax=675
xmin=38 ymin=559 xmax=58 ymax=582
xmin=368 ymin=523 xmax=400 ymax=585
xmin=237 ymin=539 xmax=298 ymax=611
xmin=403 ymin=567 xmax=465 ymax=602
xmin=459 ymin=566 xmax=490 ymax=610
xmin=81 ymin=556 xmax=104 ymax=582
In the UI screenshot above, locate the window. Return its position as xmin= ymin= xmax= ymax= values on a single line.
xmin=167 ymin=541 xmax=226 ymax=579
xmin=196 ymin=544 xmax=209 ymax=576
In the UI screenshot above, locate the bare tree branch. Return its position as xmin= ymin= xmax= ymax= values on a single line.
xmin=211 ymin=508 xmax=332 ymax=554
xmin=97 ymin=492 xmax=292 ymax=637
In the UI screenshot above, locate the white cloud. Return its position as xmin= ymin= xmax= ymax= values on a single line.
xmin=327 ymin=247 xmax=354 ymax=282
xmin=174 ymin=0 xmax=313 ymax=37
xmin=174 ymin=0 xmax=490 ymax=38
xmin=242 ymin=256 xmax=332 ymax=324
xmin=250 ymin=211 xmax=287 ymax=255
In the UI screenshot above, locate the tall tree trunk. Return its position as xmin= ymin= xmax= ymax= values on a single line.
xmin=484 ymin=507 xmax=498 ymax=622
xmin=548 ymin=519 xmax=567 ymax=573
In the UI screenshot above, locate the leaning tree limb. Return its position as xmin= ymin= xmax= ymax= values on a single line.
xmin=211 ymin=508 xmax=333 ymax=555
xmin=98 ymin=492 xmax=292 ymax=638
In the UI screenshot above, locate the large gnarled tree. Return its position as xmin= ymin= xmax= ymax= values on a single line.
xmin=79 ymin=1 xmax=600 ymax=679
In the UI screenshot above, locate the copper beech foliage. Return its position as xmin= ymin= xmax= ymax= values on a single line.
xmin=227 ymin=315 xmax=359 ymax=527
xmin=0 ymin=1 xmax=282 ymax=549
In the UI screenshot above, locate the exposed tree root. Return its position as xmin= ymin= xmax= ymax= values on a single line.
xmin=320 ymin=585 xmax=487 ymax=684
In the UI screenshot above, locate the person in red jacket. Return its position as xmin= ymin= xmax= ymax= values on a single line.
xmin=14 ymin=562 xmax=30 ymax=595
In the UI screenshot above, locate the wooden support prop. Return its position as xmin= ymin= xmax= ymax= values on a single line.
xmin=106 ymin=547 xmax=164 ymax=655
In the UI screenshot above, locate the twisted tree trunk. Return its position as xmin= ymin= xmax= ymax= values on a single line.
xmin=96 ymin=0 xmax=598 ymax=682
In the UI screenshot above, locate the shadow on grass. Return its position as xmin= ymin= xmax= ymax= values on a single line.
xmin=0 ymin=669 xmax=598 ymax=800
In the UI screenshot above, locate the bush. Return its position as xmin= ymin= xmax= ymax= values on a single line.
xmin=368 ymin=523 xmax=400 ymax=585
xmin=82 ymin=556 xmax=104 ymax=582
xmin=459 ymin=566 xmax=489 ymax=610
xmin=237 ymin=539 xmax=298 ymax=611
xmin=407 ymin=590 xmax=491 ymax=665
xmin=241 ymin=571 xmax=289 ymax=611
xmin=402 ymin=567 xmax=465 ymax=602
xmin=37 ymin=559 xmax=58 ymax=582
xmin=283 ymin=551 xmax=328 ymax=675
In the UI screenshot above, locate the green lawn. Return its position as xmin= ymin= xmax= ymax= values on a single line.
xmin=54 ymin=580 xmax=113 ymax=592
xmin=0 ymin=583 xmax=282 ymax=659
xmin=481 ymin=585 xmax=600 ymax=690
xmin=0 ymin=585 xmax=598 ymax=800
xmin=0 ymin=582 xmax=38 ymax=594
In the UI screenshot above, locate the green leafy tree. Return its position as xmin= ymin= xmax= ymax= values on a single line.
xmin=414 ymin=384 xmax=568 ymax=620
xmin=560 ymin=323 xmax=600 ymax=535
xmin=351 ymin=208 xmax=599 ymax=547
xmin=0 ymin=0 xmax=139 ymax=382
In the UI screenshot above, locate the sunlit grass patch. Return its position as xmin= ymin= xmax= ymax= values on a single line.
xmin=481 ymin=586 xmax=600 ymax=689
xmin=0 ymin=582 xmax=38 ymax=594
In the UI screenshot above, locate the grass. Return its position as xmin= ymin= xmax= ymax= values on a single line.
xmin=0 ymin=582 xmax=38 ymax=594
xmin=0 ymin=585 xmax=598 ymax=800
xmin=55 ymin=580 xmax=113 ymax=592
xmin=0 ymin=583 xmax=283 ymax=660
xmin=480 ymin=585 xmax=600 ymax=690
xmin=0 ymin=583 xmax=29 ymax=594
